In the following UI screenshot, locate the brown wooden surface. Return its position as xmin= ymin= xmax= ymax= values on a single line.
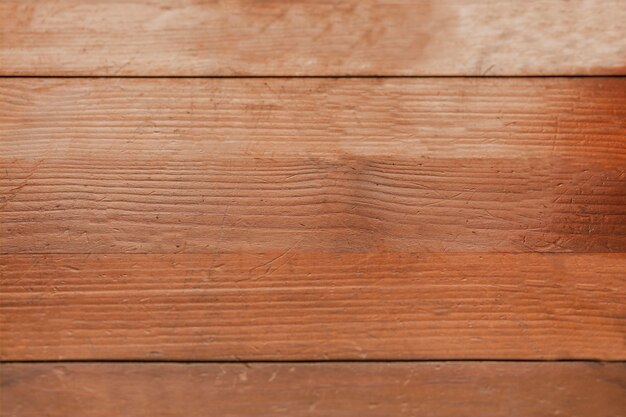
xmin=2 ymin=2 xmax=625 ymax=414
xmin=1 ymin=253 xmax=624 ymax=360
xmin=2 ymin=77 xmax=626 ymax=255
xmin=1 ymin=362 xmax=625 ymax=417
xmin=1 ymin=0 xmax=625 ymax=76
xmin=2 ymin=77 xmax=625 ymax=360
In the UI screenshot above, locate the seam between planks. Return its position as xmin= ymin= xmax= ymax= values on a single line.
xmin=0 ymin=75 xmax=626 ymax=79
xmin=2 ymin=359 xmax=625 ymax=364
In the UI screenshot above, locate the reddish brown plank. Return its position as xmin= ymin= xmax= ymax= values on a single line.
xmin=1 ymin=0 xmax=625 ymax=76
xmin=2 ymin=78 xmax=625 ymax=254
xmin=1 ymin=362 xmax=625 ymax=417
xmin=1 ymin=253 xmax=624 ymax=360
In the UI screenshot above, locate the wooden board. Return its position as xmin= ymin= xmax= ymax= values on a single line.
xmin=1 ymin=362 xmax=625 ymax=417
xmin=1 ymin=0 xmax=625 ymax=76
xmin=2 ymin=77 xmax=626 ymax=255
xmin=1 ymin=253 xmax=625 ymax=360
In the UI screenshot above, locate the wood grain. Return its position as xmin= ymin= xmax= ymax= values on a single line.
xmin=1 ymin=362 xmax=625 ymax=417
xmin=1 ymin=253 xmax=624 ymax=360
xmin=2 ymin=78 xmax=626 ymax=254
xmin=1 ymin=0 xmax=625 ymax=76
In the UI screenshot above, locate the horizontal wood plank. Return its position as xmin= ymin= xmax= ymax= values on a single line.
xmin=2 ymin=78 xmax=626 ymax=254
xmin=1 ymin=253 xmax=624 ymax=360
xmin=1 ymin=0 xmax=625 ymax=76
xmin=1 ymin=362 xmax=625 ymax=417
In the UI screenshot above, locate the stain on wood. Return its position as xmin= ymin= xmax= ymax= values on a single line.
xmin=1 ymin=0 xmax=625 ymax=76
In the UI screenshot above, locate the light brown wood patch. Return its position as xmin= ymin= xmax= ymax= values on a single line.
xmin=1 ymin=0 xmax=625 ymax=76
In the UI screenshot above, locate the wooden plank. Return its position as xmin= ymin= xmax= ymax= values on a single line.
xmin=1 ymin=362 xmax=625 ymax=417
xmin=1 ymin=253 xmax=624 ymax=360
xmin=1 ymin=0 xmax=625 ymax=76
xmin=2 ymin=77 xmax=626 ymax=254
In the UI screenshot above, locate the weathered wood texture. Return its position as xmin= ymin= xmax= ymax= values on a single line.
xmin=1 ymin=362 xmax=625 ymax=417
xmin=1 ymin=253 xmax=624 ymax=360
xmin=2 ymin=78 xmax=626 ymax=254
xmin=1 ymin=0 xmax=625 ymax=76
xmin=1 ymin=79 xmax=625 ymax=360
